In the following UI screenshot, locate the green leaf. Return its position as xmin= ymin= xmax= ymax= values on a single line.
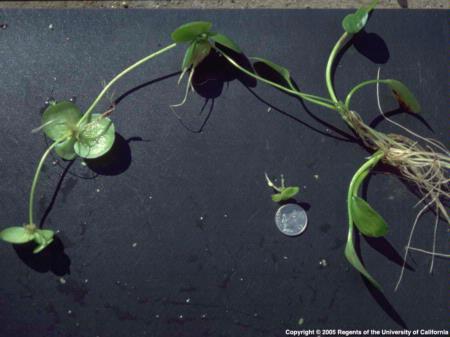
xmin=350 ymin=196 xmax=388 ymax=237
xmin=271 ymin=186 xmax=299 ymax=202
xmin=42 ymin=101 xmax=81 ymax=141
xmin=171 ymin=21 xmax=212 ymax=43
xmin=209 ymin=33 xmax=241 ymax=53
xmin=182 ymin=42 xmax=197 ymax=70
xmin=0 ymin=226 xmax=35 ymax=244
xmin=39 ymin=229 xmax=54 ymax=242
xmin=342 ymin=0 xmax=379 ymax=34
xmin=32 ymin=229 xmax=54 ymax=254
xmin=385 ymin=79 xmax=421 ymax=113
xmin=74 ymin=114 xmax=116 ymax=159
xmin=251 ymin=57 xmax=294 ymax=89
xmin=345 ymin=236 xmax=381 ymax=290
xmin=55 ymin=137 xmax=77 ymax=160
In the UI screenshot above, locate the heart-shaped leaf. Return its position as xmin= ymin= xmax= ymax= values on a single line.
xmin=74 ymin=114 xmax=116 ymax=159
xmin=342 ymin=0 xmax=379 ymax=34
xmin=385 ymin=79 xmax=421 ymax=113
xmin=55 ymin=137 xmax=77 ymax=160
xmin=345 ymin=236 xmax=381 ymax=289
xmin=209 ymin=33 xmax=241 ymax=53
xmin=251 ymin=57 xmax=294 ymax=89
xmin=42 ymin=101 xmax=82 ymax=141
xmin=0 ymin=226 xmax=35 ymax=244
xmin=350 ymin=196 xmax=388 ymax=237
xmin=171 ymin=21 xmax=212 ymax=43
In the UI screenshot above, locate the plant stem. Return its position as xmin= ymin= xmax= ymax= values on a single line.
xmin=28 ymin=140 xmax=63 ymax=225
xmin=78 ymin=42 xmax=177 ymax=126
xmin=345 ymin=79 xmax=389 ymax=109
xmin=325 ymin=32 xmax=349 ymax=103
xmin=218 ymin=50 xmax=338 ymax=111
xmin=348 ymin=150 xmax=384 ymax=198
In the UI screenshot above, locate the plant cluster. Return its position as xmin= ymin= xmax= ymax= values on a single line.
xmin=1 ymin=0 xmax=448 ymax=290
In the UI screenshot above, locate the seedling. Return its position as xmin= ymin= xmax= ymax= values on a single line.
xmin=264 ymin=173 xmax=300 ymax=203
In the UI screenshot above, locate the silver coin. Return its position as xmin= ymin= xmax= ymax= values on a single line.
xmin=275 ymin=204 xmax=308 ymax=236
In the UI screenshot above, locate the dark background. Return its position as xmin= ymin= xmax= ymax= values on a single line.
xmin=0 ymin=9 xmax=448 ymax=337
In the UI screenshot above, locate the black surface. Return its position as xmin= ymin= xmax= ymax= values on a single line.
xmin=0 ymin=9 xmax=448 ymax=337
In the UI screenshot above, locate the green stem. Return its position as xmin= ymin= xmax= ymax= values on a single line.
xmin=325 ymin=32 xmax=349 ymax=103
xmin=345 ymin=79 xmax=389 ymax=110
xmin=28 ymin=140 xmax=64 ymax=225
xmin=218 ymin=50 xmax=338 ymax=111
xmin=78 ymin=42 xmax=177 ymax=126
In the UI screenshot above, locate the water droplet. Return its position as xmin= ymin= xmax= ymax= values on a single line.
xmin=319 ymin=259 xmax=328 ymax=268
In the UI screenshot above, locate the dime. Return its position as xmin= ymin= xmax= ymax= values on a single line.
xmin=275 ymin=204 xmax=308 ymax=236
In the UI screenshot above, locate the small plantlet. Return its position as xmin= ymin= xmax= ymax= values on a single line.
xmin=264 ymin=173 xmax=300 ymax=202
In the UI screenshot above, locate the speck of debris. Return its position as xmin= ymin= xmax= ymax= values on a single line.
xmin=267 ymin=107 xmax=272 ymax=112
xmin=148 ymin=195 xmax=152 ymax=200
xmin=96 ymin=188 xmax=101 ymax=193
xmin=178 ymin=314 xmax=184 ymax=319
xmin=52 ymin=161 xmax=58 ymax=165
xmin=155 ymin=314 xmax=160 ymax=318
xmin=48 ymin=24 xmax=54 ymax=30
xmin=223 ymin=214 xmax=228 ymax=219
xmin=199 ymin=216 xmax=204 ymax=221
xmin=122 ymin=1 xmax=129 ymax=8
xmin=132 ymin=242 xmax=137 ymax=248
xmin=253 ymin=312 xmax=259 ymax=318
xmin=319 ymin=258 xmax=328 ymax=268
xmin=67 ymin=309 xmax=72 ymax=315
xmin=239 ymin=277 xmax=244 ymax=281
xmin=283 ymin=256 xmax=288 ymax=260
xmin=313 ymin=174 xmax=319 ymax=180
xmin=298 ymin=317 xmax=304 ymax=326
xmin=185 ymin=298 xmax=191 ymax=303
xmin=81 ymin=161 xmax=87 ymax=166
xmin=0 ymin=23 xmax=8 ymax=30
xmin=59 ymin=277 xmax=66 ymax=284
xmin=84 ymin=279 xmax=89 ymax=284
xmin=201 ymin=313 xmax=207 ymax=319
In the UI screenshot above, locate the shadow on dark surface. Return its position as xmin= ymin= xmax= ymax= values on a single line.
xmin=14 ymin=236 xmax=71 ymax=276
xmin=86 ymin=133 xmax=143 ymax=176
xmin=369 ymin=107 xmax=433 ymax=132
xmin=353 ymin=30 xmax=390 ymax=65
xmin=39 ymin=160 xmax=74 ymax=228
xmin=353 ymin=231 xmax=408 ymax=329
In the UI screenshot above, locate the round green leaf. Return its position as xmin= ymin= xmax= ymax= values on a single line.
xmin=55 ymin=137 xmax=77 ymax=160
xmin=209 ymin=33 xmax=241 ymax=53
xmin=42 ymin=101 xmax=82 ymax=141
xmin=350 ymin=196 xmax=388 ymax=237
xmin=251 ymin=57 xmax=294 ymax=89
xmin=74 ymin=114 xmax=116 ymax=159
xmin=385 ymin=79 xmax=421 ymax=113
xmin=0 ymin=226 xmax=35 ymax=244
xmin=171 ymin=21 xmax=212 ymax=43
